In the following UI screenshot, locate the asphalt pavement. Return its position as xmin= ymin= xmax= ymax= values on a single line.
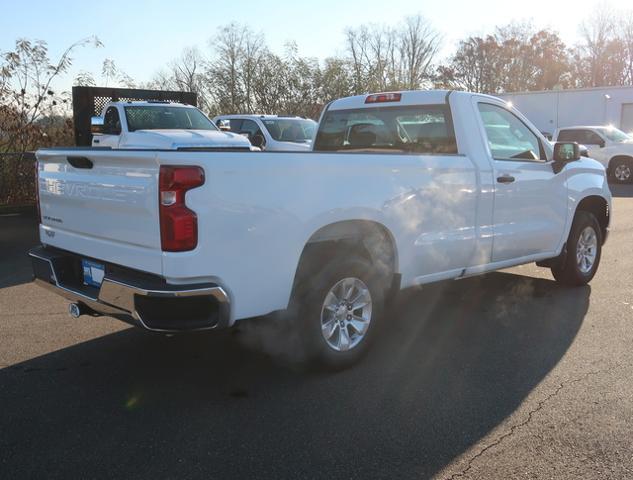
xmin=1 ymin=187 xmax=633 ymax=479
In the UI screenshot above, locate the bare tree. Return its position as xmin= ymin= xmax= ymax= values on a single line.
xmin=346 ymin=15 xmax=441 ymax=94
xmin=620 ymin=11 xmax=633 ymax=84
xmin=76 ymin=58 xmax=135 ymax=89
xmin=398 ymin=15 xmax=441 ymax=90
xmin=575 ymin=4 xmax=621 ymax=87
xmin=150 ymin=47 xmax=211 ymax=111
xmin=101 ymin=58 xmax=117 ymax=87
xmin=345 ymin=25 xmax=371 ymax=94
xmin=207 ymin=23 xmax=250 ymax=113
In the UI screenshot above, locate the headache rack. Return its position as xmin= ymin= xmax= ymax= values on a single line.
xmin=72 ymin=86 xmax=198 ymax=146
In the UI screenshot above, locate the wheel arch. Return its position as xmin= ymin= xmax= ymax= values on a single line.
xmin=290 ymin=220 xmax=399 ymax=300
xmin=575 ymin=195 xmax=610 ymax=244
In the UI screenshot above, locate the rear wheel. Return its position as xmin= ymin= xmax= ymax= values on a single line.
xmin=551 ymin=211 xmax=602 ymax=286
xmin=292 ymin=257 xmax=385 ymax=370
xmin=610 ymin=157 xmax=633 ymax=184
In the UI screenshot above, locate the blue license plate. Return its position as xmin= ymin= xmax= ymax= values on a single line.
xmin=82 ymin=259 xmax=105 ymax=287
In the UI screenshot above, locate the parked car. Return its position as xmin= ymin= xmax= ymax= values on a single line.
xmin=553 ymin=126 xmax=633 ymax=183
xmin=31 ymin=90 xmax=611 ymax=369
xmin=212 ymin=115 xmax=317 ymax=151
xmin=91 ymin=101 xmax=252 ymax=150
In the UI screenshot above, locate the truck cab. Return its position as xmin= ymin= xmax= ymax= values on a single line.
xmin=91 ymin=101 xmax=252 ymax=150
xmin=553 ymin=126 xmax=633 ymax=183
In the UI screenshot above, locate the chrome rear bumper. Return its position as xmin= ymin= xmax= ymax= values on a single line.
xmin=29 ymin=246 xmax=231 ymax=332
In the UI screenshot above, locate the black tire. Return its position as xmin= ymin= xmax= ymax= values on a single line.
xmin=609 ymin=157 xmax=633 ymax=184
xmin=551 ymin=211 xmax=602 ymax=286
xmin=291 ymin=256 xmax=386 ymax=370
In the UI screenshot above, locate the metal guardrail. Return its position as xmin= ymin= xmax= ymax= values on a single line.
xmin=0 ymin=152 xmax=37 ymax=206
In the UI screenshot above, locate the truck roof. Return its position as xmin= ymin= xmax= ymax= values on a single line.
xmin=215 ymin=114 xmax=308 ymax=120
xmin=328 ymin=90 xmax=478 ymax=111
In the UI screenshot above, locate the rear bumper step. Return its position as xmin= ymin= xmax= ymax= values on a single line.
xmin=29 ymin=246 xmax=231 ymax=332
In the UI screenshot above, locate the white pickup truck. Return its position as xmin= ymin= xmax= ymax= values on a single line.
xmin=30 ymin=90 xmax=611 ymax=369
xmin=553 ymin=126 xmax=633 ymax=183
xmin=90 ymin=100 xmax=252 ymax=150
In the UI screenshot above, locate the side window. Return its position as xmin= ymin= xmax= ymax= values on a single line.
xmin=239 ymin=119 xmax=262 ymax=137
xmin=239 ymin=119 xmax=266 ymax=147
xmin=583 ymin=130 xmax=604 ymax=146
xmin=103 ymin=107 xmax=121 ymax=135
xmin=558 ymin=129 xmax=604 ymax=146
xmin=228 ymin=119 xmax=243 ymax=133
xmin=557 ymin=129 xmax=584 ymax=143
xmin=478 ymin=103 xmax=544 ymax=161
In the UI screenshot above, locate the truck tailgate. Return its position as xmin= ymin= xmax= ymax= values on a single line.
xmin=36 ymin=149 xmax=163 ymax=274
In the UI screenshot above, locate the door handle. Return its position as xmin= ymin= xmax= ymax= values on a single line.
xmin=497 ymin=175 xmax=515 ymax=184
xmin=67 ymin=156 xmax=93 ymax=169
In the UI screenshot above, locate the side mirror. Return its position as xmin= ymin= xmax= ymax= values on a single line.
xmin=91 ymin=116 xmax=104 ymax=135
xmin=251 ymin=134 xmax=265 ymax=149
xmin=579 ymin=145 xmax=590 ymax=157
xmin=598 ymin=139 xmax=606 ymax=148
xmin=553 ymin=142 xmax=580 ymax=162
xmin=217 ymin=120 xmax=231 ymax=132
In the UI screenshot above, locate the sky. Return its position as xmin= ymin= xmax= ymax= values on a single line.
xmin=1 ymin=0 xmax=631 ymax=90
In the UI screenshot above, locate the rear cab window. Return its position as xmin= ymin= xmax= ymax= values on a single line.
xmin=313 ymin=105 xmax=457 ymax=154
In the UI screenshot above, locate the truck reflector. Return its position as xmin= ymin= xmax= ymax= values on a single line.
xmin=365 ymin=93 xmax=402 ymax=104
xmin=34 ymin=159 xmax=41 ymax=224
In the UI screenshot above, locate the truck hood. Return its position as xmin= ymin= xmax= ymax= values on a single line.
xmin=125 ymin=129 xmax=252 ymax=150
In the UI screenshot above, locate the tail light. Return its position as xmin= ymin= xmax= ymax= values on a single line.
xmin=365 ymin=92 xmax=402 ymax=104
xmin=159 ymin=165 xmax=205 ymax=252
xmin=34 ymin=159 xmax=41 ymax=224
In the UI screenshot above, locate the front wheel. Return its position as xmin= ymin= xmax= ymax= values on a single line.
xmin=551 ymin=211 xmax=602 ymax=286
xmin=293 ymin=257 xmax=385 ymax=370
xmin=610 ymin=158 xmax=633 ymax=184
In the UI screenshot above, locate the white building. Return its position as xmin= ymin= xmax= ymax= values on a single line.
xmin=499 ymin=86 xmax=633 ymax=137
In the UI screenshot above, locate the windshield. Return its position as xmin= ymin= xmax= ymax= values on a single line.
xmin=598 ymin=126 xmax=632 ymax=143
xmin=124 ymin=106 xmax=217 ymax=132
xmin=261 ymin=118 xmax=317 ymax=143
xmin=313 ymin=105 xmax=457 ymax=154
